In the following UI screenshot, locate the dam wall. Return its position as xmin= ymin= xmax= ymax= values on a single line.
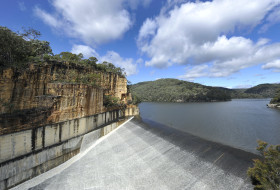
xmin=13 ymin=118 xmax=258 ymax=190
xmin=0 ymin=110 xmax=123 ymax=190
xmin=125 ymin=105 xmax=139 ymax=116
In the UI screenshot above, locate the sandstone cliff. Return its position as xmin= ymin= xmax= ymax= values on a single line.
xmin=0 ymin=62 xmax=131 ymax=135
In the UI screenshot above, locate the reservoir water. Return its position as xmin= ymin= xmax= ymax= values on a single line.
xmin=139 ymin=99 xmax=280 ymax=154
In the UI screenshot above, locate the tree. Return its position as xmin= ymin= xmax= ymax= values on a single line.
xmin=0 ymin=26 xmax=125 ymax=78
xmin=131 ymin=94 xmax=141 ymax=105
xmin=247 ymin=140 xmax=280 ymax=190
xmin=0 ymin=26 xmax=30 ymax=66
xmin=0 ymin=26 xmax=53 ymax=67
xmin=58 ymin=52 xmax=83 ymax=63
xmin=270 ymin=89 xmax=280 ymax=104
xmin=30 ymin=40 xmax=52 ymax=57
xmin=20 ymin=27 xmax=41 ymax=40
xmin=87 ymin=56 xmax=98 ymax=68
xmin=89 ymin=56 xmax=98 ymax=63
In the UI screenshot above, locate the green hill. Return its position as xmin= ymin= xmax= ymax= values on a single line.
xmin=243 ymin=84 xmax=280 ymax=98
xmin=130 ymin=79 xmax=231 ymax=102
xmin=130 ymin=79 xmax=280 ymax=102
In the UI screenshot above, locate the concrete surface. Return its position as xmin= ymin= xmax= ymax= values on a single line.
xmin=0 ymin=110 xmax=123 ymax=190
xmin=13 ymin=118 xmax=257 ymax=190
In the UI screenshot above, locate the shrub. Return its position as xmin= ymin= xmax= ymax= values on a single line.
xmin=247 ymin=140 xmax=280 ymax=190
xmin=131 ymin=94 xmax=141 ymax=105
xmin=103 ymin=95 xmax=126 ymax=109
xmin=270 ymin=89 xmax=280 ymax=104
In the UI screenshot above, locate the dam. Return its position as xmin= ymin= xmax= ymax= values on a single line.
xmin=13 ymin=117 xmax=257 ymax=190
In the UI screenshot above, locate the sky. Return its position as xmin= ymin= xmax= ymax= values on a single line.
xmin=1 ymin=0 xmax=280 ymax=88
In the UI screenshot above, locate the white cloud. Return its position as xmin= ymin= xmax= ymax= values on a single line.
xmin=34 ymin=0 xmax=150 ymax=45
xmin=260 ymin=6 xmax=280 ymax=32
xmin=138 ymin=0 xmax=280 ymax=79
xmin=71 ymin=45 xmax=138 ymax=76
xmin=34 ymin=6 xmax=62 ymax=28
xmin=138 ymin=18 xmax=157 ymax=41
xmin=180 ymin=41 xmax=280 ymax=79
xmin=100 ymin=51 xmax=138 ymax=76
xmin=179 ymin=65 xmax=209 ymax=81
xmin=71 ymin=45 xmax=99 ymax=58
xmin=262 ymin=59 xmax=280 ymax=72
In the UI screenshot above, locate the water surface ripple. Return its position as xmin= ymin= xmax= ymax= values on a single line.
xmin=139 ymin=99 xmax=280 ymax=154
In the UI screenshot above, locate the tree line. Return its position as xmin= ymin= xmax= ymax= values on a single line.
xmin=0 ymin=26 xmax=126 ymax=77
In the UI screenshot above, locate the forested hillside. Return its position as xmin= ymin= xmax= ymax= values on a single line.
xmin=227 ymin=84 xmax=280 ymax=99
xmin=130 ymin=79 xmax=231 ymax=102
xmin=243 ymin=84 xmax=280 ymax=98
xmin=130 ymin=79 xmax=280 ymax=103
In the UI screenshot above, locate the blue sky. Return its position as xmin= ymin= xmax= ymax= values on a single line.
xmin=1 ymin=0 xmax=280 ymax=88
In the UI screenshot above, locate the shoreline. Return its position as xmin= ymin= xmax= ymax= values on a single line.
xmin=267 ymin=103 xmax=280 ymax=109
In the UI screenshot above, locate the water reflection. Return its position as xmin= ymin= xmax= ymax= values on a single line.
xmin=139 ymin=99 xmax=280 ymax=153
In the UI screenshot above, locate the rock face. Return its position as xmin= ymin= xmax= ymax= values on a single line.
xmin=0 ymin=62 xmax=138 ymax=189
xmin=0 ymin=62 xmax=129 ymax=135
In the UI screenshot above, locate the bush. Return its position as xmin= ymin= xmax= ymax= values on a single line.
xmin=247 ymin=140 xmax=280 ymax=189
xmin=131 ymin=94 xmax=141 ymax=105
xmin=103 ymin=95 xmax=123 ymax=108
xmin=270 ymin=89 xmax=280 ymax=104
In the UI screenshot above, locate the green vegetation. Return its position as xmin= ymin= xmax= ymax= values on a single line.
xmin=103 ymin=95 xmax=126 ymax=109
xmin=0 ymin=26 xmax=52 ymax=68
xmin=130 ymin=78 xmax=231 ymax=102
xmin=55 ymin=70 xmax=101 ymax=86
xmin=243 ymin=84 xmax=280 ymax=98
xmin=221 ymin=84 xmax=280 ymax=99
xmin=0 ymin=26 xmax=126 ymax=77
xmin=131 ymin=94 xmax=142 ymax=105
xmin=130 ymin=79 xmax=280 ymax=103
xmin=270 ymin=89 xmax=280 ymax=104
xmin=247 ymin=141 xmax=280 ymax=190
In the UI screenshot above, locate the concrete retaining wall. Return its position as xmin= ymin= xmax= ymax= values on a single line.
xmin=0 ymin=110 xmax=122 ymax=190
xmin=125 ymin=106 xmax=139 ymax=116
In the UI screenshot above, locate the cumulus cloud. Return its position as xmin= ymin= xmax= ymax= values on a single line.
xmin=71 ymin=44 xmax=99 ymax=58
xmin=137 ymin=0 xmax=280 ymax=79
xmin=71 ymin=45 xmax=137 ymax=76
xmin=180 ymin=40 xmax=280 ymax=80
xmin=262 ymin=59 xmax=280 ymax=72
xmin=34 ymin=0 xmax=151 ymax=45
xmin=100 ymin=51 xmax=138 ymax=76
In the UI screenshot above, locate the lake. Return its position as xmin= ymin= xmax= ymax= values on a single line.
xmin=138 ymin=99 xmax=280 ymax=154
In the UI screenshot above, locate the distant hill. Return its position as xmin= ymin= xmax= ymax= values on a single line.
xmin=130 ymin=79 xmax=280 ymax=102
xmin=243 ymin=84 xmax=280 ymax=98
xmin=130 ymin=79 xmax=231 ymax=102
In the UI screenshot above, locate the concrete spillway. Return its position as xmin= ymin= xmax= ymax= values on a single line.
xmin=13 ymin=117 xmax=257 ymax=190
